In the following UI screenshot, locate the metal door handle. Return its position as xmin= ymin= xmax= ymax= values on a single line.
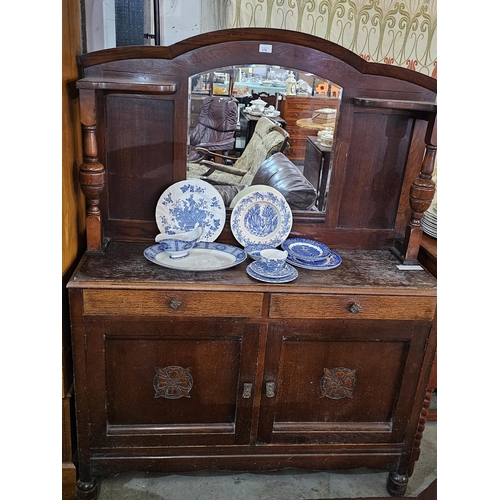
xmin=266 ymin=382 xmax=276 ymax=398
xmin=242 ymin=383 xmax=252 ymax=399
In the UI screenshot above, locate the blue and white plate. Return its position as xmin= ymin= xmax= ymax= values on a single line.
xmin=230 ymin=187 xmax=293 ymax=247
xmin=155 ymin=179 xmax=226 ymax=242
xmin=244 ymin=243 xmax=276 ymax=260
xmin=281 ymin=238 xmax=331 ymax=261
xmin=246 ymin=262 xmax=298 ymax=283
xmin=248 ymin=260 xmax=297 ymax=279
xmin=144 ymin=242 xmax=247 ymax=271
xmin=286 ymin=251 xmax=342 ymax=270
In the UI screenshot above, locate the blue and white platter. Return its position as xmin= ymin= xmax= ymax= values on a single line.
xmin=286 ymin=251 xmax=342 ymax=270
xmin=144 ymin=242 xmax=247 ymax=271
xmin=244 ymin=243 xmax=276 ymax=260
xmin=155 ymin=179 xmax=226 ymax=242
xmin=246 ymin=262 xmax=298 ymax=283
xmin=230 ymin=187 xmax=292 ymax=248
xmin=281 ymin=238 xmax=331 ymax=261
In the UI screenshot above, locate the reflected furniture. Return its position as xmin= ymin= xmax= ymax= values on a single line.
xmin=239 ymin=110 xmax=286 ymax=148
xmin=70 ymin=28 xmax=437 ymax=500
xmin=213 ymin=152 xmax=317 ymax=211
xmin=188 ymin=116 xmax=290 ymax=185
xmin=278 ymin=95 xmax=339 ymax=162
xmin=304 ymin=136 xmax=333 ymax=211
xmin=188 ymin=95 xmax=239 ymax=162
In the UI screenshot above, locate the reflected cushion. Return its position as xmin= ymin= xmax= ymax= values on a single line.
xmin=252 ymin=153 xmax=317 ymax=210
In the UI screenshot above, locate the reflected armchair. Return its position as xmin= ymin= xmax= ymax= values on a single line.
xmin=188 ymin=116 xmax=289 ymax=185
xmin=188 ymin=95 xmax=239 ymax=162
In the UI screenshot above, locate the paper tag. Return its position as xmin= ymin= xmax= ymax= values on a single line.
xmin=259 ymin=44 xmax=273 ymax=53
xmin=396 ymin=265 xmax=424 ymax=271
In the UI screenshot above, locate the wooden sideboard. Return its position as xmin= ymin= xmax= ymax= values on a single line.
xmin=69 ymin=28 xmax=437 ymax=499
xmin=68 ymin=243 xmax=436 ymax=499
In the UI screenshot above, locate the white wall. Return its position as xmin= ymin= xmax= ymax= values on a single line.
xmin=85 ymin=0 xmax=212 ymax=51
xmin=85 ymin=0 xmax=116 ymax=52
xmin=160 ymin=0 xmax=201 ymax=46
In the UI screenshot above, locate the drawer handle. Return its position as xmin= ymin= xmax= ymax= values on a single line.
xmin=349 ymin=302 xmax=362 ymax=314
xmin=266 ymin=382 xmax=276 ymax=398
xmin=242 ymin=383 xmax=253 ymax=399
xmin=169 ymin=298 xmax=182 ymax=310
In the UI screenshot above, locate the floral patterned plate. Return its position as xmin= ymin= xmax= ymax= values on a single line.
xmin=230 ymin=187 xmax=292 ymax=247
xmin=155 ymin=179 xmax=225 ymax=242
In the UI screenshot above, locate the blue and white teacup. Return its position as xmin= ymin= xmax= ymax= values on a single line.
xmin=259 ymin=249 xmax=288 ymax=274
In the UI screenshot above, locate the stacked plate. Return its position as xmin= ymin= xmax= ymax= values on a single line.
xmin=246 ymin=259 xmax=298 ymax=283
xmin=422 ymin=205 xmax=437 ymax=238
xmin=281 ymin=238 xmax=342 ymax=270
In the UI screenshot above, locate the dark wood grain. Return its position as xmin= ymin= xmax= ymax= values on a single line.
xmin=77 ymin=29 xmax=436 ymax=92
xmin=69 ymin=29 xmax=437 ymax=499
xmin=76 ymin=29 xmax=436 ymax=252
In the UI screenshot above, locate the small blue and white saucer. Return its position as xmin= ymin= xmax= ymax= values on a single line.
xmin=281 ymin=238 xmax=331 ymax=261
xmin=249 ymin=260 xmax=296 ymax=279
xmin=244 ymin=243 xmax=276 ymax=260
xmin=246 ymin=261 xmax=298 ymax=283
xmin=286 ymin=251 xmax=342 ymax=270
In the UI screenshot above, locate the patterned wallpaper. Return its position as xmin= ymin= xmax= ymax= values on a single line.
xmin=213 ymin=0 xmax=437 ymax=77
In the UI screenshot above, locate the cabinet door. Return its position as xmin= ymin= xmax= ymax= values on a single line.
xmin=85 ymin=316 xmax=260 ymax=448
xmin=258 ymin=320 xmax=430 ymax=445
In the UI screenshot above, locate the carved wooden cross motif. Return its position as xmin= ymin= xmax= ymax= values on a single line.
xmin=153 ymin=366 xmax=193 ymax=399
xmin=320 ymin=367 xmax=357 ymax=399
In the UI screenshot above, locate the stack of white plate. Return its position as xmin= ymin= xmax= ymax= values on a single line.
xmin=422 ymin=205 xmax=437 ymax=238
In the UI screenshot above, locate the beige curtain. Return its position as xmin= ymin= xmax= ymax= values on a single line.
xmin=214 ymin=0 xmax=437 ymax=77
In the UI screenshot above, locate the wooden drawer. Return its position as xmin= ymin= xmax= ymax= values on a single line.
xmin=83 ymin=289 xmax=264 ymax=317
xmin=269 ymin=293 xmax=436 ymax=321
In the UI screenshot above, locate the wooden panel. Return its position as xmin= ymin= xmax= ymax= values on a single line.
xmin=337 ymin=109 xmax=413 ymax=230
xmin=258 ymin=320 xmax=430 ymax=446
xmin=105 ymin=94 xmax=176 ymax=221
xmin=62 ymin=462 xmax=77 ymax=500
xmin=83 ymin=289 xmax=264 ymax=317
xmin=62 ymin=393 xmax=74 ymax=462
xmin=62 ymin=0 xmax=85 ymax=274
xmin=274 ymin=338 xmax=408 ymax=425
xmin=86 ymin=318 xmax=260 ymax=447
xmin=104 ymin=337 xmax=241 ymax=426
xmin=269 ymin=293 xmax=436 ymax=320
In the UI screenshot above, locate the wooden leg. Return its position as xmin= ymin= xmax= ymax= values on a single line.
xmin=387 ymin=471 xmax=409 ymax=497
xmin=76 ymin=477 xmax=99 ymax=500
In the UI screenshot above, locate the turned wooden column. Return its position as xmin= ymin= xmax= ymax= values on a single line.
xmin=78 ymin=88 xmax=105 ymax=251
xmin=401 ymin=115 xmax=437 ymax=263
xmin=399 ymin=114 xmax=437 ymax=263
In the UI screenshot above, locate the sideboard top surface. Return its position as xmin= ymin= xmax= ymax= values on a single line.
xmin=68 ymin=242 xmax=436 ymax=296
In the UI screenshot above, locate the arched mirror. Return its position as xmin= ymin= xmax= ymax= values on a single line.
xmin=186 ymin=65 xmax=342 ymax=213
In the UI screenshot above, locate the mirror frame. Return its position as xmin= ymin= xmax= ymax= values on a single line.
xmin=77 ymin=28 xmax=437 ymax=252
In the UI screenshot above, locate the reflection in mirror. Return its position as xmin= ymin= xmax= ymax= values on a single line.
xmin=186 ymin=65 xmax=342 ymax=213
